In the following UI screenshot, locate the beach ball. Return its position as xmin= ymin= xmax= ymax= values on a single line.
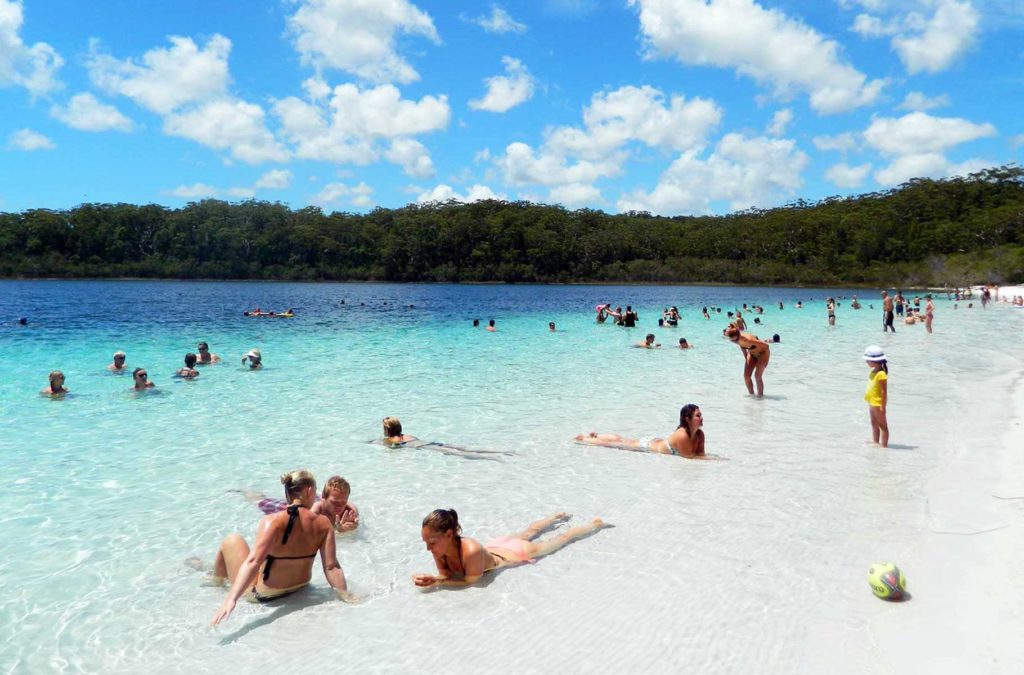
xmin=868 ymin=562 xmax=906 ymax=600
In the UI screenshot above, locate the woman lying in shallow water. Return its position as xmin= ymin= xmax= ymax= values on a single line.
xmin=375 ymin=416 xmax=514 ymax=461
xmin=207 ymin=469 xmax=352 ymax=626
xmin=574 ymin=404 xmax=708 ymax=458
xmin=413 ymin=509 xmax=608 ymax=588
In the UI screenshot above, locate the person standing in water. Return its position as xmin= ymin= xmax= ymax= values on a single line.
xmin=924 ymin=295 xmax=935 ymax=333
xmin=881 ymin=291 xmax=895 ymax=333
xmin=827 ymin=298 xmax=836 ymax=327
xmin=724 ymin=324 xmax=770 ymax=398
xmin=863 ymin=346 xmax=889 ymax=448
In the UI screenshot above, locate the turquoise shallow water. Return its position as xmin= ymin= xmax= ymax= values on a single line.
xmin=0 ymin=280 xmax=1020 ymax=673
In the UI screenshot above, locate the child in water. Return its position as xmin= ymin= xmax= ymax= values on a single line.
xmin=863 ymin=346 xmax=889 ymax=448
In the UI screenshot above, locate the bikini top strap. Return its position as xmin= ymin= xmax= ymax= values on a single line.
xmin=282 ymin=504 xmax=302 ymax=544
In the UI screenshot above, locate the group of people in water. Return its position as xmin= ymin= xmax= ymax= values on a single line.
xmin=39 ymin=342 xmax=265 ymax=396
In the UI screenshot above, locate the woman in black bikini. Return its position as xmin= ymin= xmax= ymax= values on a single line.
xmin=209 ymin=469 xmax=350 ymax=625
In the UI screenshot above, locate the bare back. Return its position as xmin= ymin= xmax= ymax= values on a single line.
xmin=255 ymin=507 xmax=332 ymax=590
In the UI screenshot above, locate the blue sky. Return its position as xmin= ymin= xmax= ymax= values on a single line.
xmin=1 ymin=0 xmax=1021 ymax=216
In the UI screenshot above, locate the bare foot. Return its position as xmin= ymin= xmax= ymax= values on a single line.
xmin=592 ymin=518 xmax=613 ymax=530
xmin=552 ymin=512 xmax=571 ymax=523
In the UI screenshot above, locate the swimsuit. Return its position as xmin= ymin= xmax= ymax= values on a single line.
xmin=252 ymin=504 xmax=317 ymax=601
xmin=485 ymin=537 xmax=536 ymax=564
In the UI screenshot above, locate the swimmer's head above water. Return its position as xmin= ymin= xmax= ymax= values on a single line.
xmin=383 ymin=416 xmax=403 ymax=438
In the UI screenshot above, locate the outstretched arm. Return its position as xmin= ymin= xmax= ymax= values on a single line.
xmin=210 ymin=519 xmax=276 ymax=626
xmin=319 ymin=527 xmax=354 ymax=600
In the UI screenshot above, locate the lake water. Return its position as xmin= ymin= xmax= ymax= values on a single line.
xmin=0 ymin=280 xmax=1019 ymax=673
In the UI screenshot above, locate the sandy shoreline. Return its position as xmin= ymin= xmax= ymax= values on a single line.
xmin=870 ymin=358 xmax=1024 ymax=673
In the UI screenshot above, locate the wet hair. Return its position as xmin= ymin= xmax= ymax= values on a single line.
xmin=658 ymin=318 xmax=664 ymax=326
xmin=321 ymin=475 xmax=351 ymax=499
xmin=678 ymin=404 xmax=700 ymax=434
xmin=772 ymin=334 xmax=781 ymax=342
xmin=382 ymin=416 xmax=403 ymax=437
xmin=646 ymin=333 xmax=655 ymax=341
xmin=184 ymin=352 xmax=197 ymax=367
xmin=132 ymin=367 xmax=146 ymax=378
xmin=472 ymin=319 xmax=479 ymax=327
xmin=198 ymin=341 xmax=209 ymax=350
xmin=281 ymin=469 xmax=316 ymax=501
xmin=679 ymin=338 xmax=688 ymax=345
xmin=422 ymin=508 xmax=461 ymax=538
xmin=488 ymin=319 xmax=495 ymax=326
xmin=49 ymin=370 xmax=64 ymax=387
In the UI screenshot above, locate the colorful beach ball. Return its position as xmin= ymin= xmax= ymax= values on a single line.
xmin=868 ymin=562 xmax=906 ymax=600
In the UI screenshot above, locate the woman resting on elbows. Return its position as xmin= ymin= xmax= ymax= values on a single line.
xmin=208 ymin=469 xmax=351 ymax=626
xmin=574 ymin=404 xmax=707 ymax=458
xmin=413 ymin=509 xmax=607 ymax=588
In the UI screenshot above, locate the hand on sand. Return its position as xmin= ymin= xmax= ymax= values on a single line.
xmin=412 ymin=574 xmax=439 ymax=587
xmin=210 ymin=597 xmax=236 ymax=626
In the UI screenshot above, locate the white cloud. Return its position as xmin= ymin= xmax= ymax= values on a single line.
xmin=873 ymin=152 xmax=949 ymax=185
xmin=825 ymin=162 xmax=872 ymax=188
xmin=0 ymin=0 xmax=63 ymax=96
xmin=1012 ymin=134 xmax=1024 ymax=150
xmin=8 ymin=127 xmax=54 ymax=151
xmin=87 ymin=35 xmax=231 ymax=115
xmin=629 ymin=0 xmax=884 ymax=114
xmin=312 ymin=180 xmax=375 ymax=207
xmin=416 ymin=183 xmax=506 ymax=203
xmin=384 ymin=137 xmax=435 ymax=177
xmin=471 ymin=5 xmax=527 ymax=34
xmin=617 ymin=133 xmax=809 ymax=215
xmin=274 ymin=83 xmax=449 ymax=167
xmin=863 ymin=112 xmax=995 ymax=155
xmin=813 ymin=132 xmax=859 ymax=153
xmin=893 ymin=0 xmax=979 ymax=74
xmin=852 ymin=1 xmax=979 ymax=74
xmin=167 ymin=183 xmax=218 ymax=198
xmin=254 ymin=169 xmax=292 ymax=190
xmin=896 ymin=91 xmax=950 ymax=111
xmin=546 ymin=85 xmax=722 ymax=161
xmin=469 ymin=56 xmax=535 ymax=113
xmin=287 ymin=0 xmax=439 ymax=84
xmin=550 ymin=182 xmax=602 ymax=207
xmin=163 ymin=99 xmax=289 ymax=164
xmin=497 ymin=141 xmax=622 ymax=187
xmin=767 ymin=109 xmax=793 ymax=137
xmin=50 ymin=93 xmax=133 ymax=132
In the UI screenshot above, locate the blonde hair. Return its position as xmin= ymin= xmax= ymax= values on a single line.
xmin=280 ymin=469 xmax=316 ymax=501
xmin=321 ymin=475 xmax=351 ymax=499
xmin=49 ymin=370 xmax=64 ymax=387
xmin=382 ymin=416 xmax=403 ymax=437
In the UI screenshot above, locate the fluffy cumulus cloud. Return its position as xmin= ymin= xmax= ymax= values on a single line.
xmin=167 ymin=183 xmax=218 ymax=199
xmin=88 ymin=35 xmax=231 ymax=115
xmin=767 ymin=109 xmax=793 ymax=137
xmin=164 ymin=100 xmax=288 ymax=164
xmin=851 ymin=0 xmax=979 ymax=74
xmin=416 ymin=183 xmax=506 ymax=203
xmin=825 ymin=161 xmax=872 ymax=188
xmin=617 ymin=134 xmax=809 ymax=215
xmin=546 ymin=85 xmax=722 ymax=160
xmin=471 ymin=5 xmax=527 ymax=34
xmin=864 ymin=111 xmax=996 ymax=185
xmin=469 ymin=57 xmax=535 ymax=113
xmin=87 ymin=35 xmax=287 ymax=164
xmin=0 ymin=0 xmax=63 ymax=96
xmin=7 ymin=127 xmax=54 ymax=150
xmin=275 ymin=83 xmax=449 ymax=171
xmin=497 ymin=141 xmax=621 ymax=188
xmin=50 ymin=93 xmax=133 ymax=132
xmin=813 ymin=132 xmax=859 ymax=153
xmin=287 ymin=0 xmax=439 ymax=84
xmin=896 ymin=91 xmax=950 ymax=111
xmin=312 ymin=180 xmax=374 ymax=207
xmin=629 ymin=0 xmax=884 ymax=114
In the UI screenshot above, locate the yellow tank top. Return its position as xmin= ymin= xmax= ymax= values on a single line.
xmin=864 ymin=370 xmax=887 ymax=407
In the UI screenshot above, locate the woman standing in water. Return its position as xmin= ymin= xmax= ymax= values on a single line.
xmin=413 ymin=509 xmax=607 ymax=588
xmin=924 ymin=295 xmax=935 ymax=333
xmin=724 ymin=324 xmax=770 ymax=398
xmin=863 ymin=346 xmax=889 ymax=447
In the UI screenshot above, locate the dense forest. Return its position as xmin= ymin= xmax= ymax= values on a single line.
xmin=2 ymin=166 xmax=1022 ymax=286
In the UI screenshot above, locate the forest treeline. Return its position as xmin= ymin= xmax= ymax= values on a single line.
xmin=2 ymin=165 xmax=1022 ymax=286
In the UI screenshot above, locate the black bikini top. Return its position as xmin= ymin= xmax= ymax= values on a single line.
xmin=262 ymin=504 xmax=318 ymax=582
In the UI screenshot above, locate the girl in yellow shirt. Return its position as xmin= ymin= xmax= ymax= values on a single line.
xmin=863 ymin=345 xmax=889 ymax=447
